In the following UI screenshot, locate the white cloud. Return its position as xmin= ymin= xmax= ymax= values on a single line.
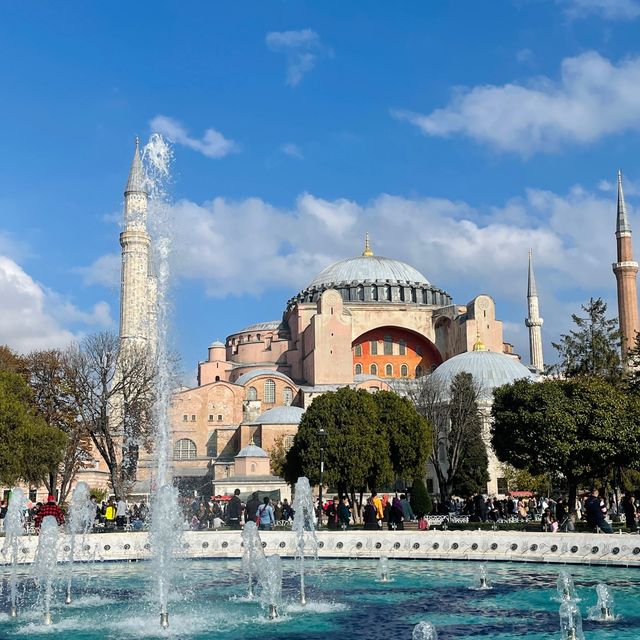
xmin=561 ymin=0 xmax=640 ymax=19
xmin=393 ymin=52 xmax=640 ymax=155
xmin=0 ymin=256 xmax=113 ymax=353
xmin=150 ymin=115 xmax=239 ymax=159
xmin=76 ymin=252 xmax=120 ymax=288
xmin=265 ymin=29 xmax=325 ymax=86
xmin=280 ymin=142 xmax=303 ymax=159
xmin=516 ymin=48 xmax=535 ymax=65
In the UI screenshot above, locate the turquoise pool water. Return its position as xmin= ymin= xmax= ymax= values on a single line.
xmin=1 ymin=559 xmax=638 ymax=639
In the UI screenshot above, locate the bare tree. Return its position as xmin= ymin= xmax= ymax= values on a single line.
xmin=64 ymin=332 xmax=156 ymax=499
xmin=404 ymin=372 xmax=485 ymax=503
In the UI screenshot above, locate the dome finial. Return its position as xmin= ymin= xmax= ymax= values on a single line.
xmin=362 ymin=232 xmax=374 ymax=257
xmin=473 ymin=325 xmax=486 ymax=351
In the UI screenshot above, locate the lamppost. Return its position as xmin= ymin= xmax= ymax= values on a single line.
xmin=317 ymin=427 xmax=327 ymax=527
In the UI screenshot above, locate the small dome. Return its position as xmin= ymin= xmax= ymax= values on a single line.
xmin=236 ymin=443 xmax=269 ymax=458
xmin=431 ymin=350 xmax=536 ymax=400
xmin=308 ymin=255 xmax=430 ymax=289
xmin=209 ymin=340 xmax=225 ymax=348
xmin=252 ymin=406 xmax=304 ymax=425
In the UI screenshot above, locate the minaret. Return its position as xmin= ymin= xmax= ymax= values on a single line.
xmin=525 ymin=249 xmax=544 ymax=371
xmin=613 ymin=170 xmax=639 ymax=363
xmin=119 ymin=138 xmax=152 ymax=346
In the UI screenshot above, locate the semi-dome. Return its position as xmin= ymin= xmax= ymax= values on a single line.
xmin=252 ymin=406 xmax=304 ymax=425
xmin=431 ymin=349 xmax=536 ymax=400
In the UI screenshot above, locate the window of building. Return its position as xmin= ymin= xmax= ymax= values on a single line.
xmin=370 ymin=386 xmax=379 ymax=393
xmin=250 ymin=463 xmax=256 ymax=473
xmin=191 ymin=414 xmax=196 ymax=422
xmin=384 ymin=335 xmax=393 ymax=355
xmin=399 ymin=339 xmax=406 ymax=355
xmin=354 ymin=343 xmax=362 ymax=356
xmin=357 ymin=285 xmax=364 ymax=301
xmin=370 ymin=364 xmax=378 ymax=375
xmin=497 ymin=478 xmax=509 ymax=495
xmin=371 ymin=286 xmax=378 ymax=301
xmin=426 ymin=478 xmax=434 ymax=494
xmin=411 ymin=289 xmax=417 ymax=303
xmin=355 ymin=363 xmax=363 ymax=375
xmin=385 ymin=364 xmax=393 ymax=376
xmin=207 ymin=444 xmax=216 ymax=457
xmin=385 ymin=286 xmax=391 ymax=301
xmin=399 ymin=288 xmax=405 ymax=302
xmin=217 ymin=414 xmax=223 ymax=421
xmin=264 ymin=379 xmax=276 ymax=403
xmin=400 ymin=364 xmax=408 ymax=377
xmin=284 ymin=435 xmax=295 ymax=451
xmin=208 ymin=414 xmax=213 ymax=422
xmin=183 ymin=414 xmax=188 ymax=422
xmin=174 ymin=438 xmax=197 ymax=460
xmin=283 ymin=387 xmax=293 ymax=405
xmin=416 ymin=365 xmax=423 ymax=377
xmin=370 ymin=340 xmax=378 ymax=355
xmin=247 ymin=386 xmax=257 ymax=401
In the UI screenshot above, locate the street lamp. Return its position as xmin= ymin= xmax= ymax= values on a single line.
xmin=317 ymin=427 xmax=327 ymax=527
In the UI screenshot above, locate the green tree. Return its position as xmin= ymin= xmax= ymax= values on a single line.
xmin=269 ymin=434 xmax=288 ymax=479
xmin=550 ymin=297 xmax=621 ymax=383
xmin=409 ymin=477 xmax=432 ymax=518
xmin=492 ymin=377 xmax=640 ymax=509
xmin=0 ymin=371 xmax=67 ymax=487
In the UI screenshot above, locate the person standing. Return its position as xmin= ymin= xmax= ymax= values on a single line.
xmin=363 ymin=498 xmax=378 ymax=530
xmin=245 ymin=492 xmax=260 ymax=525
xmin=34 ymin=495 xmax=65 ymax=530
xmin=116 ymin=496 xmax=128 ymax=530
xmin=371 ymin=492 xmax=384 ymax=527
xmin=338 ymin=496 xmax=352 ymax=530
xmin=325 ymin=496 xmax=340 ymax=530
xmin=585 ymin=488 xmax=613 ymax=533
xmin=227 ymin=489 xmax=243 ymax=529
xmin=622 ymin=491 xmax=637 ymax=530
xmin=399 ymin=494 xmax=415 ymax=521
xmin=257 ymin=497 xmax=275 ymax=531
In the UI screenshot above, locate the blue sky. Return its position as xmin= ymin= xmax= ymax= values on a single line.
xmin=2 ymin=1 xmax=640 ymax=377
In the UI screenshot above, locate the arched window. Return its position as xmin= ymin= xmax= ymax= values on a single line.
xmin=401 ymin=364 xmax=408 ymax=377
xmin=355 ymin=363 xmax=363 ymax=375
xmin=264 ymin=379 xmax=276 ymax=403
xmin=174 ymin=439 xmax=196 ymax=460
xmin=357 ymin=285 xmax=364 ymax=301
xmin=385 ymin=364 xmax=393 ymax=376
xmin=385 ymin=286 xmax=391 ymax=301
xmin=370 ymin=364 xmax=378 ymax=376
xmin=250 ymin=463 xmax=256 ymax=473
xmin=371 ymin=286 xmax=378 ymax=301
xmin=247 ymin=386 xmax=257 ymax=401
xmin=416 ymin=365 xmax=423 ymax=378
xmin=354 ymin=343 xmax=362 ymax=356
xmin=283 ymin=387 xmax=293 ymax=405
xmin=284 ymin=435 xmax=295 ymax=450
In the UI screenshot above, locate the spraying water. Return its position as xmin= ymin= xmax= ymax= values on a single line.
xmin=65 ymin=482 xmax=94 ymax=604
xmin=412 ymin=621 xmax=438 ymax=639
xmin=141 ymin=133 xmax=181 ymax=629
xmin=242 ymin=521 xmax=265 ymax=598
xmin=1 ymin=487 xmax=26 ymax=617
xmin=291 ymin=477 xmax=318 ymax=605
xmin=471 ymin=564 xmax=491 ymax=590
xmin=557 ymin=570 xmax=577 ymax=601
xmin=257 ymin=555 xmax=283 ymax=620
xmin=376 ymin=556 xmax=390 ymax=582
xmin=32 ymin=516 xmax=59 ymax=625
xmin=559 ymin=600 xmax=585 ymax=640
xmin=589 ymin=583 xmax=616 ymax=621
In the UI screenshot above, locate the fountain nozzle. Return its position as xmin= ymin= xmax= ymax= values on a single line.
xmin=10 ymin=605 xmax=17 ymax=618
xmin=600 ymin=606 xmax=613 ymax=621
xmin=565 ymin=629 xmax=577 ymax=640
xmin=381 ymin=572 xmax=389 ymax=582
xmin=65 ymin=586 xmax=72 ymax=605
xmin=269 ymin=604 xmax=279 ymax=620
xmin=480 ymin=577 xmax=488 ymax=589
xmin=300 ymin=591 xmax=306 ymax=605
xmin=43 ymin=611 xmax=52 ymax=626
xmin=160 ymin=612 xmax=169 ymax=628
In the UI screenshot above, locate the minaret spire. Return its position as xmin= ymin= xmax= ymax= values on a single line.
xmin=125 ymin=136 xmax=147 ymax=195
xmin=613 ymin=170 xmax=639 ymax=364
xmin=362 ymin=232 xmax=374 ymax=257
xmin=525 ymin=249 xmax=544 ymax=371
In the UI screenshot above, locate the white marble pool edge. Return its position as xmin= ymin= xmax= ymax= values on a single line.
xmin=2 ymin=530 xmax=639 ymax=567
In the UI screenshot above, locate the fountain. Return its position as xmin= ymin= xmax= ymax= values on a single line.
xmin=31 ymin=516 xmax=59 ymax=625
xmin=241 ymin=521 xmax=265 ymax=598
xmin=559 ymin=600 xmax=585 ymax=640
xmin=1 ymin=487 xmax=26 ymax=617
xmin=291 ymin=476 xmax=318 ymax=605
xmin=65 ymin=481 xmax=94 ymax=604
xmin=589 ymin=583 xmax=616 ymax=621
xmin=257 ymin=554 xmax=283 ymax=620
xmin=412 ymin=621 xmax=438 ymax=639
xmin=471 ymin=563 xmax=491 ymax=590
xmin=557 ymin=570 xmax=577 ymax=601
xmin=377 ymin=555 xmax=390 ymax=582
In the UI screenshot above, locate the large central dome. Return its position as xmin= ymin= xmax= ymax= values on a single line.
xmin=308 ymin=255 xmax=430 ymax=289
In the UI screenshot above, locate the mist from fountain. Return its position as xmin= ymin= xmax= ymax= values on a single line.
xmin=1 ymin=487 xmax=26 ymax=617
xmin=241 ymin=521 xmax=265 ymax=598
xmin=376 ymin=555 xmax=390 ymax=582
xmin=588 ymin=583 xmax=616 ymax=621
xmin=412 ymin=620 xmax=438 ymax=639
xmin=559 ymin=600 xmax=585 ymax=640
xmin=557 ymin=570 xmax=578 ymax=601
xmin=65 ymin=481 xmax=94 ymax=605
xmin=31 ymin=516 xmax=59 ymax=625
xmin=257 ymin=554 xmax=283 ymax=620
xmin=291 ymin=477 xmax=318 ymax=605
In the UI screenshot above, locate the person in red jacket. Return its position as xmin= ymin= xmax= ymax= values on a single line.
xmin=34 ymin=495 xmax=65 ymax=530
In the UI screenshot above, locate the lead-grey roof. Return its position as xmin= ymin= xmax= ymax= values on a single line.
xmin=252 ymin=406 xmax=304 ymax=425
xmin=237 ymin=320 xmax=282 ymax=334
xmin=124 ymin=138 xmax=147 ymax=195
xmin=236 ymin=443 xmax=269 ymax=458
xmin=307 ymin=255 xmax=430 ymax=288
xmin=233 ymin=369 xmax=295 ymax=386
xmin=431 ymin=350 xmax=536 ymax=400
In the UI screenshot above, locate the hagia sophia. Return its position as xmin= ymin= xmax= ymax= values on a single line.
xmin=83 ymin=142 xmax=640 ymax=501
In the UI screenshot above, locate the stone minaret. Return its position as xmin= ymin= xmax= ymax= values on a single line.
xmin=119 ymin=138 xmax=155 ymax=347
xmin=613 ymin=170 xmax=639 ymax=363
xmin=525 ymin=249 xmax=544 ymax=371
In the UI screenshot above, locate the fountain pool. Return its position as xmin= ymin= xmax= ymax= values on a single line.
xmin=1 ymin=559 xmax=639 ymax=639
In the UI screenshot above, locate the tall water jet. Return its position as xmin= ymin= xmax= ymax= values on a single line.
xmin=291 ymin=477 xmax=318 ymax=605
xmin=242 ymin=521 xmax=265 ymax=598
xmin=142 ymin=133 xmax=180 ymax=629
xmin=377 ymin=556 xmax=390 ymax=582
xmin=65 ymin=481 xmax=94 ymax=604
xmin=32 ymin=516 xmax=59 ymax=625
xmin=557 ymin=570 xmax=577 ymax=601
xmin=589 ymin=583 xmax=615 ymax=621
xmin=559 ymin=600 xmax=585 ymax=640
xmin=257 ymin=555 xmax=283 ymax=620
xmin=1 ymin=487 xmax=26 ymax=617
xmin=412 ymin=621 xmax=438 ymax=639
